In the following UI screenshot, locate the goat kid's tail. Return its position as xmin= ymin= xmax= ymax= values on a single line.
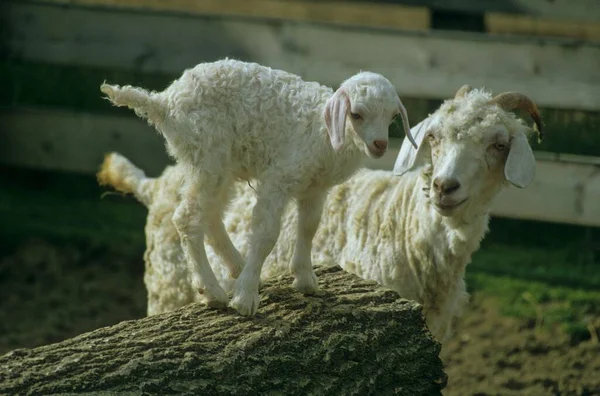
xmin=97 ymin=152 xmax=154 ymax=207
xmin=101 ymin=83 xmax=166 ymax=125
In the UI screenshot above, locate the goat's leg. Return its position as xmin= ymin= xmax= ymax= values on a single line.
xmin=230 ymin=185 xmax=288 ymax=316
xmin=172 ymin=175 xmax=229 ymax=308
xmin=291 ymin=193 xmax=325 ymax=294
xmin=204 ymin=180 xmax=245 ymax=279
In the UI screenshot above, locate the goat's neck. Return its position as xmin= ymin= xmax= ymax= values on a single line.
xmin=306 ymin=125 xmax=365 ymax=191
xmin=409 ymin=174 xmax=491 ymax=271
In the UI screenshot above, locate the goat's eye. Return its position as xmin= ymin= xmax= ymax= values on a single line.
xmin=427 ymin=134 xmax=438 ymax=143
xmin=494 ymin=143 xmax=506 ymax=151
xmin=350 ymin=112 xmax=362 ymax=120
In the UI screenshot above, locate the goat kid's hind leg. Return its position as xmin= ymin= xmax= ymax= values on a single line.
xmin=173 ymin=176 xmax=229 ymax=308
xmin=230 ymin=185 xmax=288 ymax=316
xmin=291 ymin=193 xmax=325 ymax=294
xmin=204 ymin=180 xmax=245 ymax=279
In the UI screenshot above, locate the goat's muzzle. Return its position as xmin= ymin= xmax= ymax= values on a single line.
xmin=431 ymin=177 xmax=467 ymax=215
xmin=433 ymin=177 xmax=460 ymax=195
xmin=367 ymin=140 xmax=388 ymax=158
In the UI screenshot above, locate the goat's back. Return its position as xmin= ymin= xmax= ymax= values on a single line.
xmin=158 ymin=59 xmax=334 ymax=179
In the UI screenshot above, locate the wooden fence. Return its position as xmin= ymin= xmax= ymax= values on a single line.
xmin=1 ymin=0 xmax=599 ymax=227
xmin=5 ymin=1 xmax=599 ymax=110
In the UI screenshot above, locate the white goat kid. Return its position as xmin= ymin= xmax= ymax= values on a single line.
xmin=100 ymin=59 xmax=414 ymax=316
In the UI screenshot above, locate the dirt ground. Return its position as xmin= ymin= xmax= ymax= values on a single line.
xmin=442 ymin=299 xmax=600 ymax=396
xmin=1 ymin=239 xmax=599 ymax=395
xmin=0 ymin=239 xmax=147 ymax=354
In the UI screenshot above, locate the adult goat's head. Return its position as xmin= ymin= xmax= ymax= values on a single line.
xmin=324 ymin=72 xmax=416 ymax=158
xmin=393 ymin=85 xmax=543 ymax=217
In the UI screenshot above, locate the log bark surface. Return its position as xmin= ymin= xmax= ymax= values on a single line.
xmin=0 ymin=266 xmax=446 ymax=395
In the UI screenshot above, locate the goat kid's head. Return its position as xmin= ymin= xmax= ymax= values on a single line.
xmin=394 ymin=85 xmax=543 ymax=217
xmin=324 ymin=72 xmax=416 ymax=158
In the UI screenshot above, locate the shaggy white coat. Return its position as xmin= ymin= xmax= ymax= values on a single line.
xmin=100 ymin=59 xmax=413 ymax=316
xmin=98 ymin=86 xmax=541 ymax=341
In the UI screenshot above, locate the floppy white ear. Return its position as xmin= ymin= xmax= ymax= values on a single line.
xmin=393 ymin=116 xmax=433 ymax=176
xmin=324 ymin=88 xmax=349 ymax=151
xmin=505 ymin=130 xmax=536 ymax=188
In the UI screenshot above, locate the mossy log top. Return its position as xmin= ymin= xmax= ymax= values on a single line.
xmin=0 ymin=266 xmax=446 ymax=395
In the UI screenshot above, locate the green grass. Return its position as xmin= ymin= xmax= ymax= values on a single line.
xmin=468 ymin=243 xmax=600 ymax=342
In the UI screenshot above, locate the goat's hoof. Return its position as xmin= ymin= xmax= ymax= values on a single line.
xmin=198 ymin=287 xmax=229 ymax=309
xmin=206 ymin=299 xmax=229 ymax=309
xmin=229 ymin=289 xmax=260 ymax=317
xmin=292 ymin=272 xmax=319 ymax=295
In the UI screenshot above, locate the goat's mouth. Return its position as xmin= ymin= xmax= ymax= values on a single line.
xmin=366 ymin=146 xmax=386 ymax=158
xmin=433 ymin=197 xmax=468 ymax=215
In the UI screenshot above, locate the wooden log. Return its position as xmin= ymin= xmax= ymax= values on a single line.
xmin=4 ymin=1 xmax=600 ymax=111
xmin=0 ymin=266 xmax=447 ymax=395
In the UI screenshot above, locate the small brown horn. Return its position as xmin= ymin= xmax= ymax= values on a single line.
xmin=489 ymin=92 xmax=544 ymax=142
xmin=455 ymin=84 xmax=472 ymax=99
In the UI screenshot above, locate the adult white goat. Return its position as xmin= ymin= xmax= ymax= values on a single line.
xmin=99 ymin=85 xmax=543 ymax=341
xmin=100 ymin=59 xmax=414 ymax=316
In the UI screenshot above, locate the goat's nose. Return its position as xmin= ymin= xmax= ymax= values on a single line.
xmin=373 ymin=140 xmax=388 ymax=150
xmin=433 ymin=177 xmax=461 ymax=195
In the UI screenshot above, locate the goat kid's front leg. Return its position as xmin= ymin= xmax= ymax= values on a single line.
xmin=173 ymin=180 xmax=229 ymax=308
xmin=205 ymin=218 xmax=245 ymax=279
xmin=204 ymin=180 xmax=245 ymax=279
xmin=291 ymin=193 xmax=325 ymax=294
xmin=230 ymin=186 xmax=288 ymax=316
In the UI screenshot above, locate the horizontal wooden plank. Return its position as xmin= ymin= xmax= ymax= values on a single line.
xmin=0 ymin=108 xmax=171 ymax=177
xmin=28 ymin=0 xmax=430 ymax=31
xmin=491 ymin=160 xmax=600 ymax=227
xmin=29 ymin=0 xmax=600 ymax=23
xmin=5 ymin=2 xmax=599 ymax=111
xmin=30 ymin=0 xmax=600 ymax=43
xmin=326 ymin=0 xmax=600 ymax=23
xmin=486 ymin=13 xmax=600 ymax=42
xmin=1 ymin=108 xmax=599 ymax=227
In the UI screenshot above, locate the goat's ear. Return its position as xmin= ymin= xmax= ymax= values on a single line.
xmin=393 ymin=117 xmax=431 ymax=176
xmin=504 ymin=130 xmax=536 ymax=188
xmin=324 ymin=88 xmax=349 ymax=151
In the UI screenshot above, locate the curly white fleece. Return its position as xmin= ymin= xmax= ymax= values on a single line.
xmin=100 ymin=59 xmax=410 ymax=316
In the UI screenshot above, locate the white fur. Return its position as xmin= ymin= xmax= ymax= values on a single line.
xmin=100 ymin=59 xmax=412 ymax=316
xmin=99 ymin=86 xmax=540 ymax=340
